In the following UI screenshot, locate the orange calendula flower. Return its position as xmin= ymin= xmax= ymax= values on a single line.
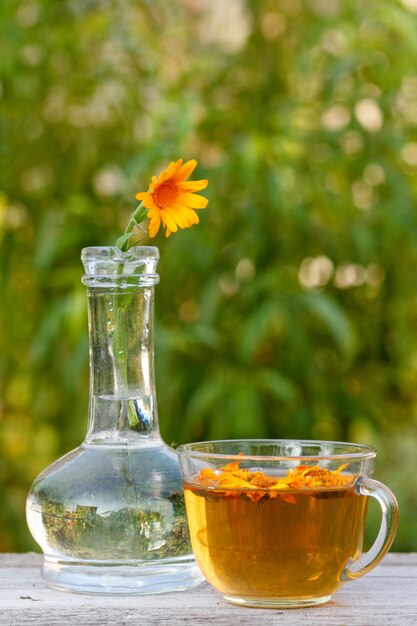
xmin=195 ymin=461 xmax=352 ymax=503
xmin=135 ymin=158 xmax=208 ymax=238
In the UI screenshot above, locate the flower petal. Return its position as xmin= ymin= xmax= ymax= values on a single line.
xmin=171 ymin=203 xmax=199 ymax=225
xmin=176 ymin=159 xmax=198 ymax=181
xmin=135 ymin=191 xmax=151 ymax=201
xmin=176 ymin=179 xmax=208 ymax=192
xmin=148 ymin=211 xmax=161 ymax=238
xmin=149 ymin=175 xmax=158 ymax=192
xmin=158 ymin=159 xmax=183 ymax=184
xmin=178 ymin=193 xmax=209 ymax=209
xmin=163 ymin=206 xmax=189 ymax=229
xmin=136 ymin=193 xmax=155 ymax=210
xmin=160 ymin=210 xmax=179 ymax=233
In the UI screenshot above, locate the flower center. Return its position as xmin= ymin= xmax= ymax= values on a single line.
xmin=153 ymin=183 xmax=178 ymax=209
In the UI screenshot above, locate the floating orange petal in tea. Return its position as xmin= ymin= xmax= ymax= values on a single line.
xmin=194 ymin=460 xmax=352 ymax=503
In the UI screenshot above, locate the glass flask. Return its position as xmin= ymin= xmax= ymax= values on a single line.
xmin=26 ymin=246 xmax=203 ymax=594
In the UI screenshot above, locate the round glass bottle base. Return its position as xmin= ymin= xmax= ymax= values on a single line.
xmin=42 ymin=555 xmax=204 ymax=595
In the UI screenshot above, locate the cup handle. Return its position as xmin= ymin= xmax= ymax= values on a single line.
xmin=342 ymin=477 xmax=399 ymax=580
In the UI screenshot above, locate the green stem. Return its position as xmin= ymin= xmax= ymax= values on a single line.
xmin=114 ymin=202 xmax=149 ymax=427
xmin=116 ymin=202 xmax=149 ymax=251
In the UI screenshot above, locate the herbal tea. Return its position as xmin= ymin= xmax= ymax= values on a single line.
xmin=183 ymin=462 xmax=368 ymax=600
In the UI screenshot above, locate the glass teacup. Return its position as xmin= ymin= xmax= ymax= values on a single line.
xmin=177 ymin=439 xmax=398 ymax=609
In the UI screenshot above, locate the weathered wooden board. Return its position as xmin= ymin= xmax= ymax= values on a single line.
xmin=0 ymin=553 xmax=415 ymax=625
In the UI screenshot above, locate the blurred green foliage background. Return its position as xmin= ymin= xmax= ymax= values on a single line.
xmin=1 ymin=0 xmax=417 ymax=552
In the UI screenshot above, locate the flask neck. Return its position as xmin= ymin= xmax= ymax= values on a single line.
xmin=80 ymin=246 xmax=160 ymax=446
xmin=85 ymin=283 xmax=160 ymax=446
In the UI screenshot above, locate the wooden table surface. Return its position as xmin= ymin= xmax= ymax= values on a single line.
xmin=0 ymin=552 xmax=415 ymax=625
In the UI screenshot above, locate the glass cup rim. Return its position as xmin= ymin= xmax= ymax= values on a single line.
xmin=177 ymin=438 xmax=377 ymax=462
